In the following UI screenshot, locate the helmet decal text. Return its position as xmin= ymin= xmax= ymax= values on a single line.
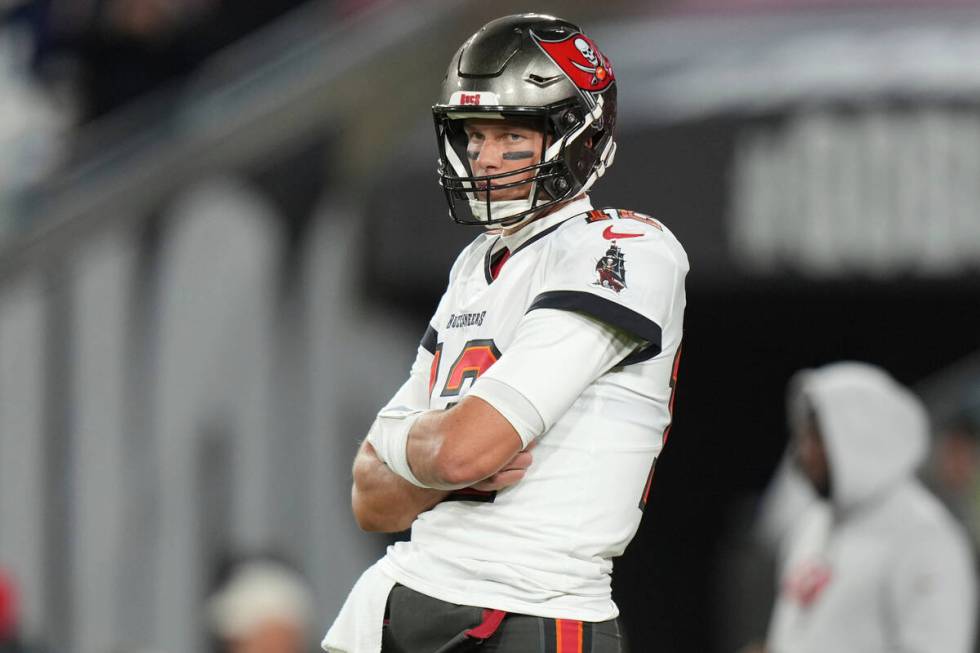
xmin=448 ymin=91 xmax=501 ymax=106
xmin=531 ymin=31 xmax=614 ymax=93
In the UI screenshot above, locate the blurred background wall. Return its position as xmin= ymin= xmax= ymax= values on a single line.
xmin=0 ymin=1 xmax=979 ymax=652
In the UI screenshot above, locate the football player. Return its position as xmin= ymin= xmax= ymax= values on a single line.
xmin=323 ymin=14 xmax=689 ymax=653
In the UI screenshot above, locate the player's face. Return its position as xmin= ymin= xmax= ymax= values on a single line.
xmin=463 ymin=119 xmax=547 ymax=202
xmin=794 ymin=410 xmax=831 ymax=498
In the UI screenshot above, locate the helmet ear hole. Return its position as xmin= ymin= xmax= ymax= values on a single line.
xmin=542 ymin=170 xmax=573 ymax=199
xmin=562 ymin=109 xmax=578 ymax=130
xmin=552 ymin=107 xmax=583 ymax=138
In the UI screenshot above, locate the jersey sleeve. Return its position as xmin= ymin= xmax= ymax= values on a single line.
xmin=378 ymin=341 xmax=433 ymax=415
xmin=469 ymin=307 xmax=641 ymax=442
xmin=528 ymin=217 xmax=687 ymax=365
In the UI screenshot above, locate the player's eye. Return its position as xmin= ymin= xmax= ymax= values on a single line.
xmin=507 ymin=133 xmax=525 ymax=142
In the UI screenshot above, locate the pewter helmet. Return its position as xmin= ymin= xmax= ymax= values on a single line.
xmin=433 ymin=14 xmax=617 ymax=225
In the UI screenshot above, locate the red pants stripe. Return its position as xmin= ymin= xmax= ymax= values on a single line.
xmin=555 ymin=618 xmax=583 ymax=652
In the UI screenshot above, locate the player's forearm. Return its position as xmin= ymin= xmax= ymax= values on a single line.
xmin=405 ymin=410 xmax=469 ymax=489
xmin=407 ymin=397 xmax=523 ymax=488
xmin=351 ymin=441 xmax=447 ymax=532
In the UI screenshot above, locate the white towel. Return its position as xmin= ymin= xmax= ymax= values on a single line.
xmin=322 ymin=560 xmax=395 ymax=653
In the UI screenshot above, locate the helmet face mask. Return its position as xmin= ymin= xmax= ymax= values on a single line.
xmin=433 ymin=14 xmax=617 ymax=226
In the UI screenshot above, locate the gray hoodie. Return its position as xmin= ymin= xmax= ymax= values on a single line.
xmin=767 ymin=362 xmax=977 ymax=653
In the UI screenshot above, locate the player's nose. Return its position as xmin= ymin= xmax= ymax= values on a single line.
xmin=474 ymin=141 xmax=503 ymax=171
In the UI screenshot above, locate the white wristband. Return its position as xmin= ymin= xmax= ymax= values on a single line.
xmin=365 ymin=407 xmax=431 ymax=489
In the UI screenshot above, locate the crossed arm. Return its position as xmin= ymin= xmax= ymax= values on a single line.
xmin=351 ymin=308 xmax=643 ymax=533
xmin=352 ymin=395 xmax=529 ymax=532
xmin=351 ymin=440 xmax=446 ymax=533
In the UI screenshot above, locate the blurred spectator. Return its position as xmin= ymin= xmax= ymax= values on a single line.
xmin=928 ymin=392 xmax=980 ymax=553
xmin=0 ymin=570 xmax=47 ymax=653
xmin=0 ymin=1 xmax=72 ymax=237
xmin=31 ymin=0 xmax=316 ymax=124
xmin=207 ymin=557 xmax=314 ymax=653
xmin=0 ymin=571 xmax=14 ymax=647
xmin=760 ymin=363 xmax=977 ymax=653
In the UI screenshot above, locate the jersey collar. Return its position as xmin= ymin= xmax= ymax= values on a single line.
xmin=496 ymin=195 xmax=594 ymax=253
xmin=483 ymin=196 xmax=594 ymax=284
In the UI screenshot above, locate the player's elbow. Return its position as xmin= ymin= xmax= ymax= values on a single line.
xmin=350 ymin=487 xmax=382 ymax=531
xmin=351 ymin=487 xmax=411 ymax=533
xmin=353 ymin=509 xmax=386 ymax=533
xmin=354 ymin=510 xmax=408 ymax=533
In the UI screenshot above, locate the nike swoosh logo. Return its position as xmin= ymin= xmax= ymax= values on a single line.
xmin=602 ymin=225 xmax=643 ymax=240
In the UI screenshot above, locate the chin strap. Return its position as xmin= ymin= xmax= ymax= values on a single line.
xmin=467 ymin=197 xmax=536 ymax=224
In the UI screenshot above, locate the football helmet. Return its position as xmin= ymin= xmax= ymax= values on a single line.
xmin=433 ymin=14 xmax=617 ymax=226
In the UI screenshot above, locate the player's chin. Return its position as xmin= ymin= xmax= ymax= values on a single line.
xmin=469 ymin=179 xmax=533 ymax=203
xmin=490 ymin=188 xmax=533 ymax=202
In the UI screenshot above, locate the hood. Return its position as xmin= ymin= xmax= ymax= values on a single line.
xmin=790 ymin=362 xmax=929 ymax=512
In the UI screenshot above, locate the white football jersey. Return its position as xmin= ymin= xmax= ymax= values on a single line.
xmin=379 ymin=196 xmax=689 ymax=621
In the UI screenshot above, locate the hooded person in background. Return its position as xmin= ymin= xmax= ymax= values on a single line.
xmin=761 ymin=362 xmax=977 ymax=653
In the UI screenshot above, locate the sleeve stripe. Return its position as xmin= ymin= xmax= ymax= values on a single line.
xmin=527 ymin=290 xmax=663 ymax=364
xmin=420 ymin=324 xmax=438 ymax=354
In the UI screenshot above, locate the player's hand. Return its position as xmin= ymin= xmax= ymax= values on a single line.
xmin=469 ymin=442 xmax=535 ymax=492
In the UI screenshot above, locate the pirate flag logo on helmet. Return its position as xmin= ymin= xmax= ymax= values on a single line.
xmin=531 ymin=31 xmax=615 ymax=93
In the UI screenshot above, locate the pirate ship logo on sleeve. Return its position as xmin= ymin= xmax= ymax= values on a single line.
xmin=594 ymin=241 xmax=627 ymax=293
